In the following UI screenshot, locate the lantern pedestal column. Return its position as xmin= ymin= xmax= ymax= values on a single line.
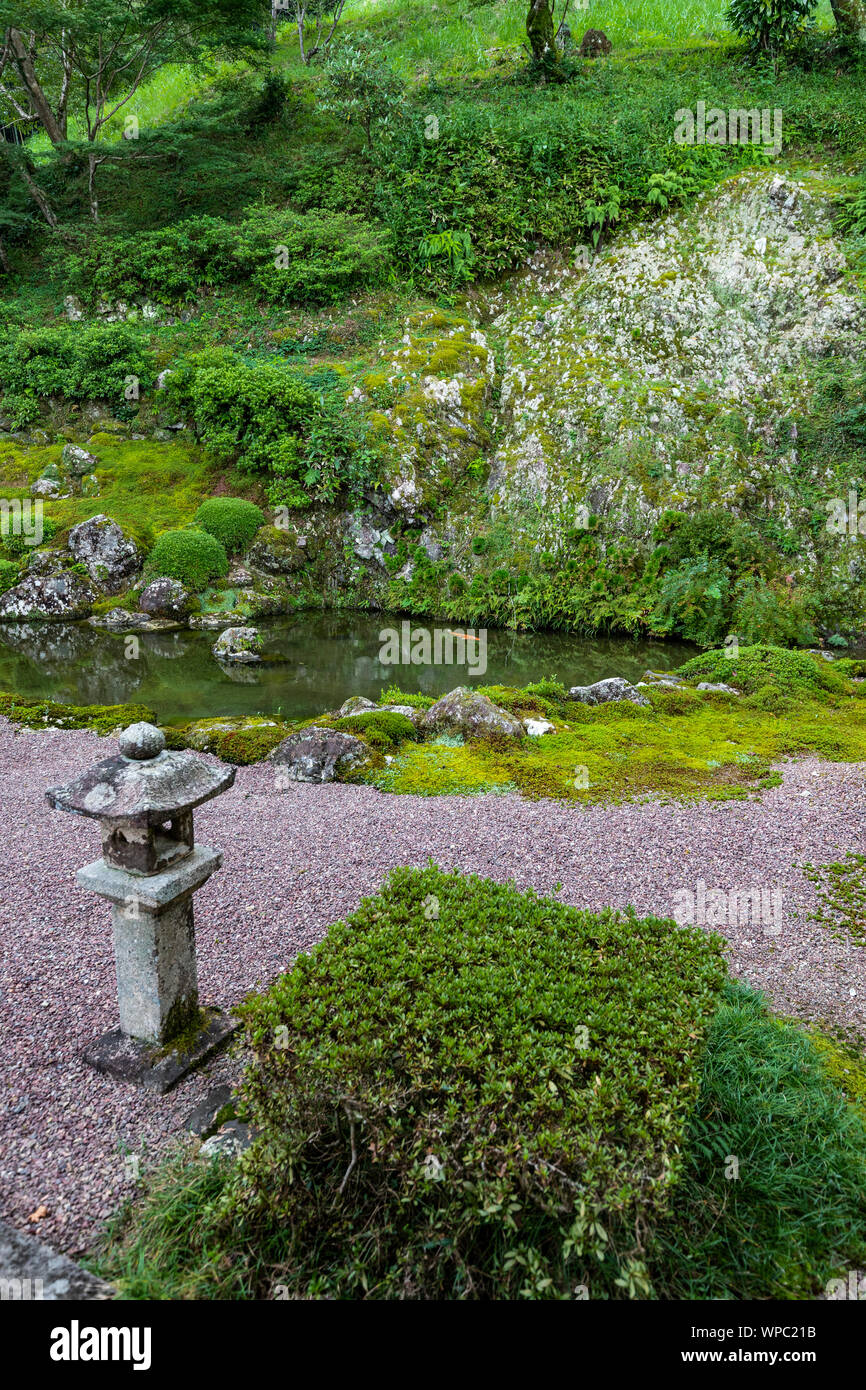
xmin=77 ymin=847 xmax=237 ymax=1094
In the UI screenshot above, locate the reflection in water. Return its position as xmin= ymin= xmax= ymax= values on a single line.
xmin=0 ymin=614 xmax=696 ymax=725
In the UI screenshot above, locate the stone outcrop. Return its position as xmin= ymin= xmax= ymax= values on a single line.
xmin=567 ymin=677 xmax=650 ymax=707
xmin=421 ymin=688 xmax=523 ymax=739
xmin=269 ymin=726 xmax=370 ymax=783
xmin=67 ymin=514 xmax=142 ymax=594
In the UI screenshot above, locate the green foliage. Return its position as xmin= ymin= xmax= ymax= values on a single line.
xmin=237 ymin=206 xmax=393 ymax=306
xmin=0 ymin=558 xmax=19 ymax=593
xmin=63 ymin=206 xmax=391 ymax=309
xmin=163 ymin=348 xmax=379 ymax=507
xmin=653 ymin=557 xmax=731 ymax=645
xmin=378 ymin=684 xmax=435 ymax=709
xmin=320 ymin=35 xmax=405 ymax=150
xmin=651 ymin=982 xmax=866 ymax=1299
xmin=726 ymin=0 xmax=820 ymax=54
xmin=836 ymin=169 xmax=866 ymax=236
xmin=330 ymin=709 xmax=419 ymax=748
xmin=730 ymin=576 xmax=817 ymax=648
xmin=677 ymin=643 xmax=849 ymax=698
xmin=0 ymin=324 xmax=151 ymax=403
xmin=1 ymin=516 xmax=57 ymax=558
xmin=803 ymin=853 xmax=866 ymax=948
xmin=146 ymin=528 xmax=228 ymax=590
xmin=192 ymin=498 xmax=265 ymax=553
xmin=228 ymin=867 xmax=726 ymax=1299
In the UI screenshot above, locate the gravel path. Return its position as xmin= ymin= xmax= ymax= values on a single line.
xmin=1 ymin=720 xmax=864 ymax=1258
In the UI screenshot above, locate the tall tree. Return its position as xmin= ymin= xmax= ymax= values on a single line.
xmin=0 ymin=0 xmax=271 ymax=221
xmin=830 ymin=0 xmax=866 ymax=44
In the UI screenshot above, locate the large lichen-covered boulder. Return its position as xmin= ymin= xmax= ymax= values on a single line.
xmin=567 ymin=677 xmax=650 ymax=707
xmin=139 ymin=576 xmax=195 ymax=620
xmin=421 ymin=687 xmax=523 ymax=739
xmin=212 ymin=626 xmax=262 ymax=664
xmin=360 ymin=309 xmax=496 ymax=522
xmin=268 ymin=726 xmax=370 ymax=783
xmin=487 ymin=171 xmax=865 ymax=566
xmin=0 ymin=551 xmax=98 ymax=621
xmin=67 ymin=514 xmax=142 ymax=595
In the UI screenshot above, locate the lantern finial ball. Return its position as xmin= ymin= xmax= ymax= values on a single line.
xmin=118 ymin=722 xmax=166 ymax=761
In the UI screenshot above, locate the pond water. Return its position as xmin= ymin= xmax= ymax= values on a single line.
xmin=0 ymin=613 xmax=696 ymax=725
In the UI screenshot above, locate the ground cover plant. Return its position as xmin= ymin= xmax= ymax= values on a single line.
xmin=94 ymin=877 xmax=866 ymax=1301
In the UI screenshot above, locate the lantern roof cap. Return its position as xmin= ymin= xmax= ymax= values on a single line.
xmin=45 ymin=723 xmax=235 ymax=823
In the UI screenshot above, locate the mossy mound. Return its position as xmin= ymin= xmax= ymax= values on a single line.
xmin=677 ymin=644 xmax=850 ymax=699
xmin=0 ymin=693 xmax=157 ymax=736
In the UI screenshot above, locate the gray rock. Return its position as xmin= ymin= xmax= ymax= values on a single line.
xmin=199 ymin=1120 xmax=253 ymax=1160
xmin=212 ymin=625 xmax=262 ymax=664
xmin=269 ymin=726 xmax=370 ymax=783
xmin=567 ymin=677 xmax=650 ymax=708
xmin=339 ymin=696 xmax=377 ymax=716
xmin=186 ymin=1083 xmax=234 ymax=1138
xmin=61 ymin=443 xmax=97 ymax=478
xmin=345 ymin=514 xmax=396 ymax=566
xmin=89 ymin=608 xmax=181 ymax=634
xmin=0 ymin=555 xmax=97 ymax=621
xmin=697 ymin=682 xmax=741 ymax=694
xmin=523 ymin=717 xmax=556 ymax=736
xmin=421 ymin=688 xmax=523 ymax=739
xmin=246 ymin=525 xmax=307 ymax=575
xmin=0 ymin=1218 xmax=114 ymax=1300
xmin=30 ymin=476 xmax=60 ymax=499
xmin=643 ymin=669 xmax=684 ymax=686
xmin=139 ymin=576 xmax=195 ymax=621
xmin=67 ymin=514 xmax=142 ymax=594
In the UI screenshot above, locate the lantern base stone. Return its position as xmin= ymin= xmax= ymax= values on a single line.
xmin=82 ymin=1006 xmax=238 ymax=1094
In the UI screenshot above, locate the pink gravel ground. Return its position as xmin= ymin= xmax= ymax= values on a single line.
xmin=0 ymin=720 xmax=864 ymax=1257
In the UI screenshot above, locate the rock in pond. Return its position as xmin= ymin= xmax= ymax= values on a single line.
xmin=139 ymin=577 xmax=195 ymax=621
xmin=567 ymin=677 xmax=650 ymax=708
xmin=212 ymin=626 xmax=262 ymax=664
xmin=421 ymin=687 xmax=523 ymax=739
xmin=269 ymin=726 xmax=370 ymax=783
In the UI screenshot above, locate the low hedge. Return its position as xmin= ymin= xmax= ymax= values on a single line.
xmin=229 ymin=865 xmax=726 ymax=1299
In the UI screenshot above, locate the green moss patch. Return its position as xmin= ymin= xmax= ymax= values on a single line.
xmin=0 ymin=693 xmax=157 ymax=736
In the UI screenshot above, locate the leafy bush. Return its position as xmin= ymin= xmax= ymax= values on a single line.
xmin=320 ymin=36 xmax=405 ymax=150
xmin=164 ymin=349 xmax=379 ymax=507
xmin=1 ymin=516 xmax=57 ymax=558
xmin=227 ymin=866 xmax=726 ymax=1299
xmin=238 ymin=206 xmax=392 ymax=305
xmin=192 ymin=498 xmax=265 ymax=553
xmin=653 ymin=557 xmax=731 ymax=645
xmin=146 ymin=528 xmax=228 ymax=590
xmin=63 ymin=216 xmax=241 ymax=306
xmin=0 ymin=324 xmax=151 ymax=402
xmin=730 ymin=576 xmax=817 ymax=648
xmin=726 ymin=0 xmax=819 ymax=54
xmin=0 ymin=558 xmax=19 ymax=593
xmin=677 ymin=643 xmax=849 ymax=699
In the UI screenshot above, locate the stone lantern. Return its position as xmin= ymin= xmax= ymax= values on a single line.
xmin=46 ymin=722 xmax=237 ymax=1092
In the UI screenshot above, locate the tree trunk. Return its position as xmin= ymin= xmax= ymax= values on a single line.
xmin=8 ymin=30 xmax=67 ymax=147
xmin=87 ymin=152 xmax=100 ymax=222
xmin=526 ymin=0 xmax=558 ymax=63
xmin=831 ymin=0 xmax=866 ymax=43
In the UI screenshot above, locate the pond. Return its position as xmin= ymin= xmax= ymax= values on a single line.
xmin=0 ymin=613 xmax=696 ymax=725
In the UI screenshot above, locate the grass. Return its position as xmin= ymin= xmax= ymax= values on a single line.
xmin=650 ymin=982 xmax=866 ymax=1300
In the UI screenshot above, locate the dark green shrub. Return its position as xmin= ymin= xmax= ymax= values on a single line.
xmin=228 ymin=866 xmax=726 ymax=1299
xmin=193 ymin=498 xmax=265 ymax=553
xmin=237 ymin=206 xmax=393 ymax=305
xmin=0 ymin=324 xmax=152 ymax=402
xmin=726 ymin=0 xmax=819 ymax=54
xmin=0 ymin=558 xmax=19 ymax=593
xmin=146 ymin=528 xmax=228 ymax=590
xmin=730 ymin=576 xmax=817 ymax=649
xmin=63 ymin=216 xmax=241 ymax=306
xmin=652 ymin=557 xmax=731 ymax=646
xmin=1 ymin=516 xmax=58 ymax=559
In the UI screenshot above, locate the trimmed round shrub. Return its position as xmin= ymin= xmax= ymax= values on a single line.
xmin=146 ymin=529 xmax=228 ymax=591
xmin=193 ymin=498 xmax=265 ymax=553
